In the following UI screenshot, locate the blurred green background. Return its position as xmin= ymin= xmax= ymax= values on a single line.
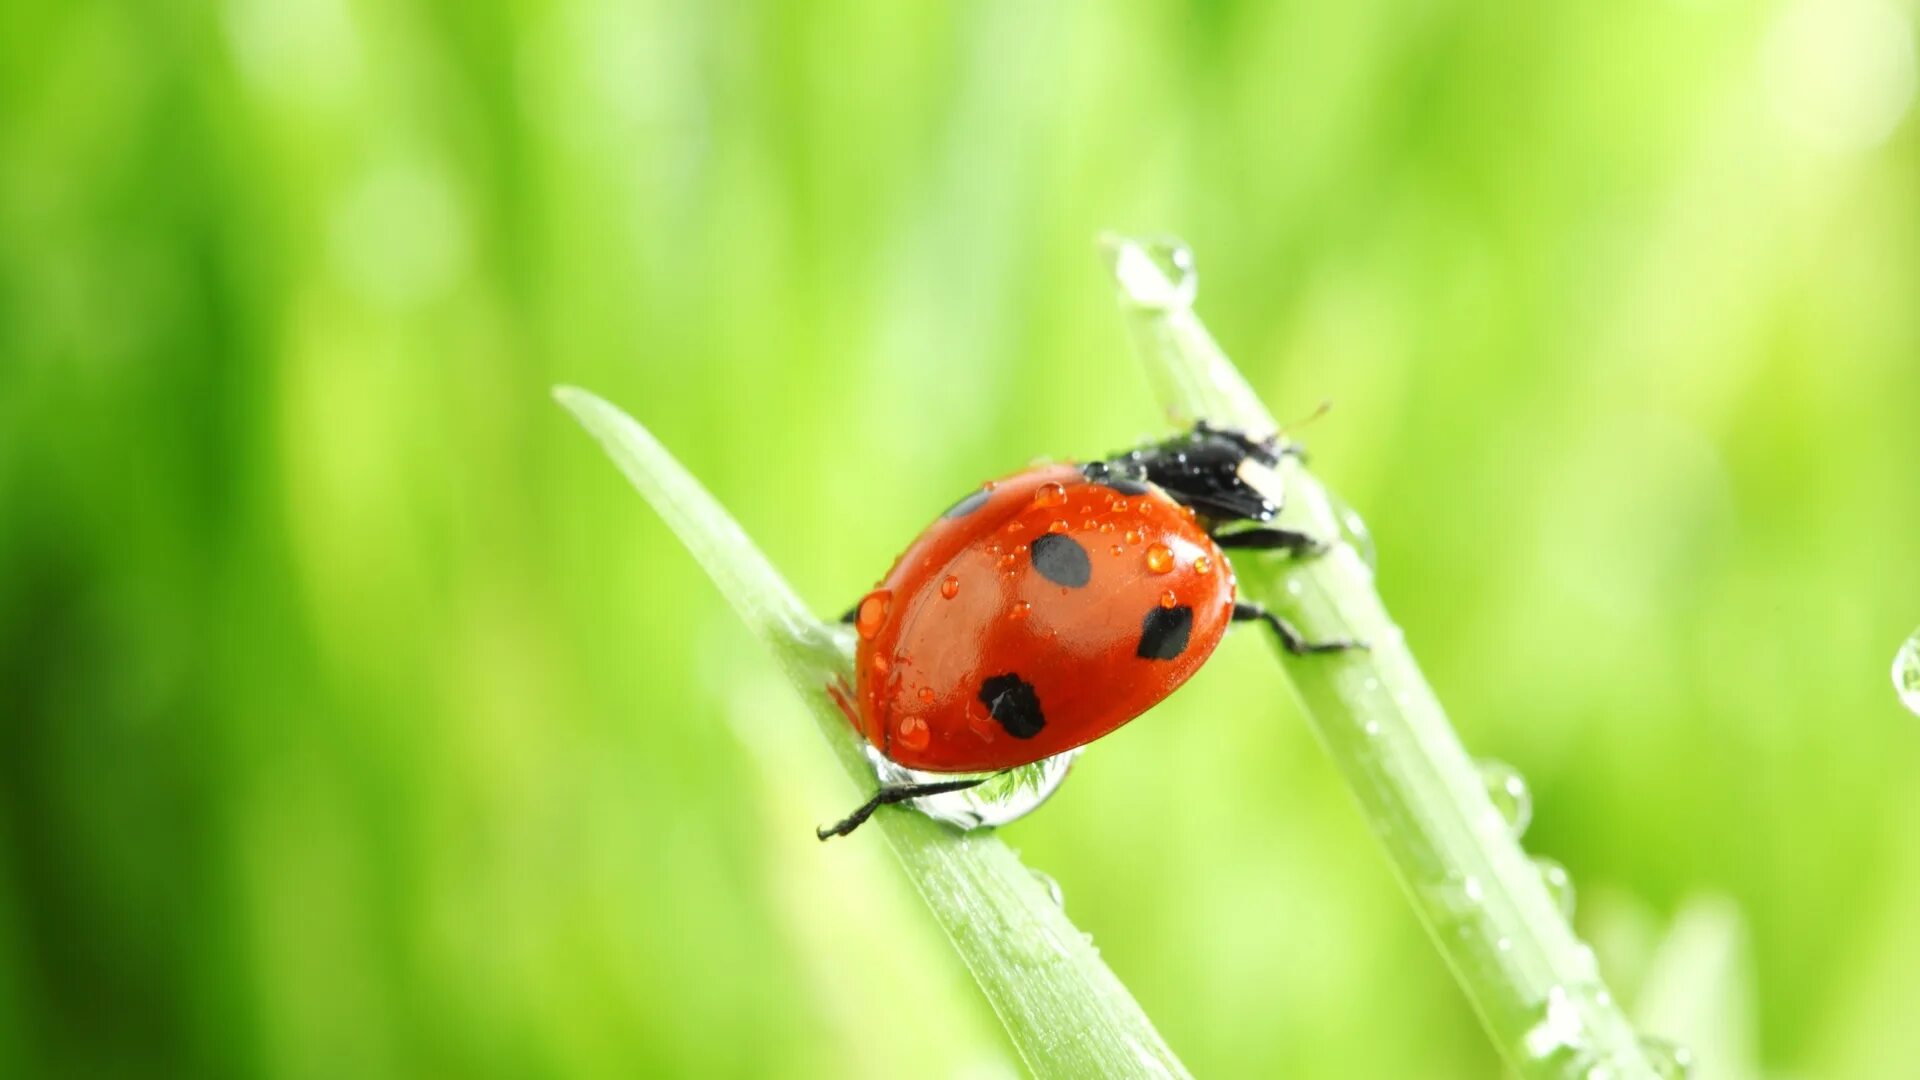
xmin=3 ymin=0 xmax=1918 ymax=1076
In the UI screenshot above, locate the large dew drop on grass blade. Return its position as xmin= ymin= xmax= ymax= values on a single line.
xmin=1893 ymin=628 xmax=1920 ymax=715
xmin=1110 ymin=238 xmax=1198 ymax=311
xmin=863 ymin=746 xmax=1081 ymax=830
xmin=1479 ymin=759 xmax=1533 ymax=839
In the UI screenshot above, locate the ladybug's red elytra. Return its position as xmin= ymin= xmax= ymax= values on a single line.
xmin=818 ymin=422 xmax=1363 ymax=839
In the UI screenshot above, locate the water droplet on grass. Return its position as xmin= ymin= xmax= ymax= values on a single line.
xmin=1640 ymin=1036 xmax=1694 ymax=1079
xmin=1893 ymin=627 xmax=1920 ymax=714
xmin=1327 ymin=491 xmax=1378 ymax=572
xmin=1479 ymin=759 xmax=1533 ymax=838
xmin=1030 ymin=868 xmax=1066 ymax=908
xmin=864 ymin=747 xmax=1080 ymax=830
xmin=1533 ymin=856 xmax=1577 ymax=919
xmin=1112 ymin=237 xmax=1198 ymax=310
xmin=1521 ymin=985 xmax=1589 ymax=1062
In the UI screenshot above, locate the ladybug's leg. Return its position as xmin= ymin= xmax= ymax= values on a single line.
xmin=815 ymin=776 xmax=997 ymax=841
xmin=1232 ymin=601 xmax=1366 ymax=655
xmin=1213 ymin=526 xmax=1329 ymax=557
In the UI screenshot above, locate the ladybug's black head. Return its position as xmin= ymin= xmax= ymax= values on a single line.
xmin=1086 ymin=421 xmax=1285 ymax=525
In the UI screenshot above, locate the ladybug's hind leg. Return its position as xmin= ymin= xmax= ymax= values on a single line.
xmin=1232 ymin=601 xmax=1366 ymax=655
xmin=816 ymin=775 xmax=998 ymax=841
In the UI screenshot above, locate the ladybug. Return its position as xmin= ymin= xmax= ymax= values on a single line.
xmin=818 ymin=422 xmax=1361 ymax=839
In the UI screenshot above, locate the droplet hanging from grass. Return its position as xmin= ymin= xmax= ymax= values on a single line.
xmin=1109 ymin=237 xmax=1198 ymax=311
xmin=1532 ymin=856 xmax=1577 ymax=920
xmin=863 ymin=745 xmax=1080 ymax=830
xmin=1479 ymin=759 xmax=1534 ymax=839
xmin=1892 ymin=627 xmax=1920 ymax=715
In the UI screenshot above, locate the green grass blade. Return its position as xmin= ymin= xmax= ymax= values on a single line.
xmin=1099 ymin=237 xmax=1657 ymax=1078
xmin=555 ymin=385 xmax=1192 ymax=1080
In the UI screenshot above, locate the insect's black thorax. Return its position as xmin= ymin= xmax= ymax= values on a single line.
xmin=1083 ymin=422 xmax=1284 ymax=526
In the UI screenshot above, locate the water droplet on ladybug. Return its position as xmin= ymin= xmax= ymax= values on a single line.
xmin=1007 ymin=521 xmax=1025 ymax=536
xmin=1099 ymin=522 xmax=1115 ymax=534
xmin=1159 ymin=589 xmax=1178 ymax=608
xmin=1048 ymin=519 xmax=1070 ymax=534
xmin=1009 ymin=602 xmax=1032 ymax=620
xmin=1145 ymin=544 xmax=1174 ymax=574
xmin=917 ymin=687 xmax=936 ymax=704
xmin=1193 ymin=555 xmax=1213 ymax=575
xmin=1110 ymin=544 xmax=1125 ymax=556
xmin=1125 ymin=530 xmax=1143 ymax=545
xmin=1479 ymin=759 xmax=1533 ymax=839
xmin=1894 ymin=628 xmax=1920 ymax=715
xmin=855 ymin=590 xmax=891 ymax=639
xmin=940 ymin=576 xmax=960 ymax=599
xmin=896 ymin=716 xmax=931 ymax=752
xmin=1110 ymin=499 xmax=1129 ymax=513
xmin=985 ymin=541 xmax=1003 ymax=556
xmin=870 ymin=652 xmax=890 ymax=674
xmin=1033 ymin=482 xmax=1067 ymax=508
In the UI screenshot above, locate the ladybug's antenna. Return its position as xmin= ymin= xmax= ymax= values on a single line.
xmin=1279 ymin=398 xmax=1333 ymax=435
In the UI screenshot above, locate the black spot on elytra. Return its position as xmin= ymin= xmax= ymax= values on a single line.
xmin=978 ymin=673 xmax=1045 ymax=739
xmin=943 ymin=487 xmax=992 ymax=518
xmin=1137 ymin=605 xmax=1194 ymax=660
xmin=1029 ymin=533 xmax=1091 ymax=588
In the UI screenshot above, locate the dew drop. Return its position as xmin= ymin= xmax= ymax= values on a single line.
xmin=1893 ymin=627 xmax=1920 ymax=715
xmin=1081 ymin=518 xmax=1099 ymax=531
xmin=1007 ymin=521 xmax=1025 ymax=536
xmin=869 ymin=652 xmax=890 ymax=674
xmin=1325 ymin=490 xmax=1378 ymax=572
xmin=1110 ymin=544 xmax=1126 ymax=556
xmin=1112 ymin=236 xmax=1198 ymax=310
xmin=1030 ymin=868 xmax=1066 ymax=908
xmin=917 ymin=687 xmax=936 ymax=704
xmin=1532 ymin=856 xmax=1577 ymax=920
xmin=1099 ymin=522 xmax=1115 ymax=534
xmin=1193 ymin=554 xmax=1213 ymax=575
xmin=1109 ymin=499 xmax=1129 ymax=513
xmin=1479 ymin=759 xmax=1534 ymax=839
xmin=896 ymin=715 xmax=931 ymax=752
xmin=940 ymin=575 xmax=960 ymax=599
xmin=861 ymin=746 xmax=1080 ymax=831
xmin=1125 ymin=529 xmax=1143 ymax=545
xmin=1009 ymin=602 xmax=1032 ymax=621
xmin=1159 ymin=589 xmax=1178 ymax=609
xmin=1639 ymin=1036 xmax=1694 ymax=1079
xmin=1048 ymin=519 xmax=1070 ymax=534
xmin=855 ymin=590 xmax=891 ymax=640
xmin=1145 ymin=544 xmax=1174 ymax=574
xmin=1521 ymin=985 xmax=1588 ymax=1062
xmin=1033 ymin=482 xmax=1067 ymax=508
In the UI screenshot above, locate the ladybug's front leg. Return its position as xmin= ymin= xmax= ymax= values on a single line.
xmin=1213 ymin=526 xmax=1329 ymax=557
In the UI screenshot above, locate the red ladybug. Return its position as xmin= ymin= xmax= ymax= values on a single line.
xmin=819 ymin=423 xmax=1360 ymax=839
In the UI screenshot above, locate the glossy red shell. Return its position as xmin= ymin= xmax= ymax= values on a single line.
xmin=851 ymin=464 xmax=1235 ymax=772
